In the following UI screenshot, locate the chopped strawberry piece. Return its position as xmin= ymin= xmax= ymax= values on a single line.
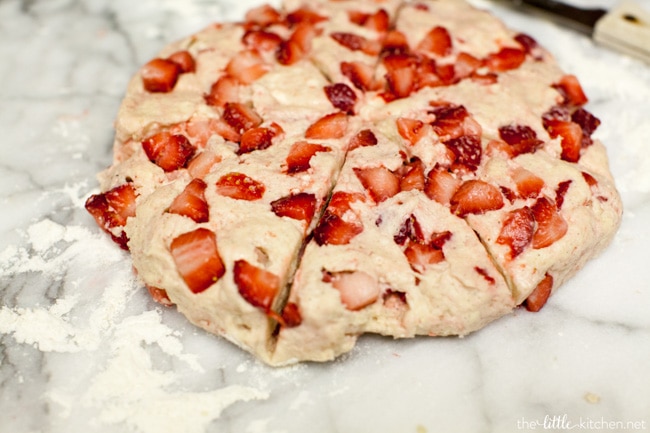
xmin=222 ymin=102 xmax=263 ymax=134
xmin=429 ymin=103 xmax=469 ymax=139
xmin=514 ymin=33 xmax=539 ymax=54
xmin=396 ymin=117 xmax=428 ymax=145
xmin=404 ymin=242 xmax=445 ymax=272
xmin=286 ymin=7 xmax=327 ymax=26
xmin=398 ymin=158 xmax=425 ymax=192
xmin=330 ymin=32 xmax=378 ymax=55
xmin=470 ymin=71 xmax=498 ymax=85
xmin=554 ymin=74 xmax=588 ymax=106
xmin=454 ymin=52 xmax=483 ymax=79
xmin=187 ymin=150 xmax=221 ymax=179
xmin=211 ymin=117 xmax=241 ymax=143
xmin=582 ymin=171 xmax=598 ymax=188
xmin=500 ymin=185 xmax=518 ymax=203
xmin=215 ymin=172 xmax=265 ymax=201
xmin=571 ymin=108 xmax=600 ymax=147
xmin=417 ymin=26 xmax=453 ymax=56
xmin=498 ymin=124 xmax=544 ymax=157
xmin=354 ymin=166 xmax=400 ymax=203
xmin=542 ymin=105 xmax=572 ymax=123
xmin=554 ymin=180 xmax=572 ymax=210
xmin=233 ymin=259 xmax=279 ymax=312
xmin=141 ymin=58 xmax=180 ymax=93
xmin=393 ymin=214 xmax=424 ymax=245
xmin=270 ymin=192 xmax=317 ymax=223
xmin=85 ymin=183 xmax=138 ymax=250
xmin=146 ymin=285 xmax=173 ymax=307
xmin=276 ymin=39 xmax=303 ymax=66
xmin=496 ymin=206 xmax=535 ymax=258
xmin=348 ymin=129 xmax=378 ymax=151
xmin=450 ymin=180 xmax=504 ymax=217
xmin=285 ymin=141 xmax=330 ymax=174
xmin=238 ymin=126 xmax=277 ymax=154
xmin=242 ymin=29 xmax=283 ymax=52
xmin=474 ymin=267 xmax=496 ymax=285
xmin=168 ymin=179 xmax=209 ymax=223
xmin=425 ymin=167 xmax=461 ymax=205
xmin=204 ymin=75 xmax=239 ymax=107
xmin=340 ymin=61 xmax=377 ymax=92
xmin=531 ymin=196 xmax=568 ymax=249
xmin=305 ymin=112 xmax=348 ymax=139
xmin=363 ymin=9 xmax=390 ymax=33
xmin=313 ymin=211 xmax=363 ymax=246
xmin=348 ymin=10 xmax=370 ymax=26
xmin=381 ymin=30 xmax=410 ymax=56
xmin=524 ymin=273 xmax=554 ymax=312
xmin=327 ymin=191 xmax=365 ymax=217
xmin=444 ymin=135 xmax=482 ymax=172
xmin=512 ymin=166 xmax=545 ymax=199
xmin=485 ymin=47 xmax=526 ymax=71
xmin=244 ymin=4 xmax=283 ymax=28
xmin=329 ymin=270 xmax=380 ymax=311
xmin=142 ymin=131 xmax=195 ymax=172
xmin=382 ymin=54 xmax=417 ymax=99
xmin=324 ymin=83 xmax=357 ymax=114
xmin=225 ymin=49 xmax=269 ymax=84
xmin=167 ymin=50 xmax=196 ymax=73
xmin=545 ymin=120 xmax=583 ymax=162
xmin=170 ymin=228 xmax=225 ymax=294
xmin=279 ymin=302 xmax=302 ymax=328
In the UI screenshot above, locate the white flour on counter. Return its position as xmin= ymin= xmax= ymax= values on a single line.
xmin=0 ymin=212 xmax=270 ymax=433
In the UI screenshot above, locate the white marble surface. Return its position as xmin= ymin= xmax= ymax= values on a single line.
xmin=1 ymin=0 xmax=650 ymax=432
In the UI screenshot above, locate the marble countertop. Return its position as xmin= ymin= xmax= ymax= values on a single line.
xmin=1 ymin=0 xmax=650 ymax=432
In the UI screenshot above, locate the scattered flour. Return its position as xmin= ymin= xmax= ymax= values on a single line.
xmin=0 ymin=216 xmax=270 ymax=432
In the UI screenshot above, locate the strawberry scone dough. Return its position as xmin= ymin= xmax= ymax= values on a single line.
xmin=86 ymin=0 xmax=622 ymax=365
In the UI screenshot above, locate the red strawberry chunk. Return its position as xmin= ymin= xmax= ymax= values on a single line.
xmin=270 ymin=192 xmax=317 ymax=223
xmin=327 ymin=191 xmax=365 ymax=217
xmin=398 ymin=158 xmax=425 ymax=192
xmin=554 ymin=180 xmax=572 ymax=210
xmin=417 ymin=26 xmax=453 ymax=56
xmin=242 ymin=29 xmax=283 ymax=52
xmin=554 ymin=74 xmax=588 ymax=106
xmin=364 ymin=9 xmax=390 ymax=33
xmin=496 ymin=206 xmax=535 ymax=258
xmin=531 ymin=196 xmax=568 ymax=249
xmin=142 ymin=131 xmax=195 ymax=172
xmin=305 ymin=112 xmax=348 ymax=139
xmin=354 ymin=166 xmax=400 ymax=203
xmin=330 ymin=32 xmax=377 ymax=55
xmin=571 ymin=108 xmax=600 ymax=147
xmin=324 ymin=83 xmax=357 ymax=114
xmin=244 ymin=4 xmax=283 ymax=28
xmin=204 ymin=76 xmax=239 ymax=107
xmin=381 ymin=29 xmax=410 ymax=56
xmin=170 ymin=228 xmax=225 ymax=294
xmin=393 ymin=214 xmax=425 ymax=245
xmin=278 ymin=302 xmax=302 ymax=328
xmin=313 ymin=211 xmax=363 ymax=246
xmin=233 ymin=259 xmax=279 ymax=312
xmin=286 ymin=7 xmax=327 ymax=26
xmin=512 ymin=166 xmax=545 ymax=199
xmin=425 ymin=167 xmax=461 ymax=205
xmin=167 ymin=50 xmax=196 ymax=73
xmin=348 ymin=129 xmax=378 ymax=151
xmin=168 ymin=179 xmax=209 ymax=223
xmin=225 ymin=49 xmax=269 ymax=84
xmin=141 ymin=58 xmax=180 ymax=93
xmin=239 ymin=126 xmax=276 ymax=154
xmin=524 ymin=273 xmax=554 ymax=312
xmin=85 ymin=183 xmax=138 ymax=250
xmin=341 ymin=61 xmax=378 ymax=92
xmin=215 ymin=172 xmax=265 ymax=201
xmin=514 ymin=33 xmax=539 ymax=54
xmin=545 ymin=120 xmax=583 ymax=162
xmin=285 ymin=141 xmax=330 ymax=174
xmin=450 ymin=180 xmax=504 ymax=217
xmin=396 ymin=117 xmax=428 ymax=145
xmin=485 ymin=47 xmax=526 ymax=71
xmin=498 ymin=124 xmax=544 ymax=157
xmin=146 ymin=285 xmax=173 ymax=307
xmin=187 ymin=150 xmax=221 ymax=179
xmin=329 ymin=270 xmax=380 ymax=311
xmin=276 ymin=39 xmax=304 ymax=66
xmin=444 ymin=135 xmax=482 ymax=172
xmin=222 ymin=102 xmax=263 ymax=134
xmin=454 ymin=52 xmax=483 ymax=79
xmin=404 ymin=243 xmax=445 ymax=272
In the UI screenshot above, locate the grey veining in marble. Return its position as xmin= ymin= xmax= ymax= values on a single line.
xmin=1 ymin=0 xmax=650 ymax=432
